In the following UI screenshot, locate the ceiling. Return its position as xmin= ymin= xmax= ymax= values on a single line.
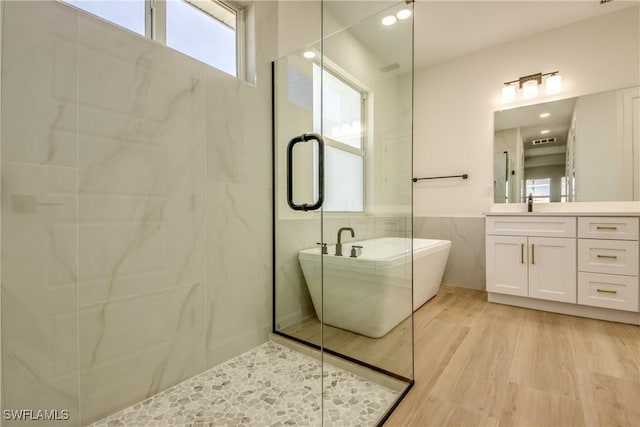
xmin=495 ymin=97 xmax=576 ymax=158
xmin=325 ymin=0 xmax=639 ymax=70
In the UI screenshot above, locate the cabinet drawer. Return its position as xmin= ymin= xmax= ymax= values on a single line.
xmin=578 ymin=272 xmax=639 ymax=312
xmin=486 ymin=216 xmax=576 ymax=237
xmin=578 ymin=217 xmax=639 ymax=240
xmin=578 ymin=239 xmax=639 ymax=276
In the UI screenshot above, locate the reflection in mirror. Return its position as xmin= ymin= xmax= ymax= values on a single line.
xmin=494 ymin=86 xmax=640 ymax=203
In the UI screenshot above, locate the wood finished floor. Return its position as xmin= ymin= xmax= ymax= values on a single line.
xmin=388 ymin=285 xmax=640 ymax=427
xmin=279 ymin=313 xmax=412 ymax=379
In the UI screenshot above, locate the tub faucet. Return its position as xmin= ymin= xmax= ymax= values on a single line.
xmin=335 ymin=227 xmax=355 ymax=256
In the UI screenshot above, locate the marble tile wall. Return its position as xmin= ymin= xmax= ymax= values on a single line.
xmin=1 ymin=2 xmax=80 ymax=426
xmin=413 ymin=216 xmax=486 ymax=290
xmin=1 ymin=0 xmax=277 ymax=425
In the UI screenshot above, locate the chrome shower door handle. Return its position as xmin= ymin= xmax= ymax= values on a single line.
xmin=286 ymin=133 xmax=324 ymax=211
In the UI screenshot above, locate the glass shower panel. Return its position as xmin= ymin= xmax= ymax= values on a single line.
xmin=272 ymin=2 xmax=325 ymax=422
xmin=275 ymin=1 xmax=414 ymax=424
xmin=323 ymin=147 xmax=364 ymax=212
xmin=274 ymin=45 xmax=324 ymax=345
xmin=321 ymin=0 xmax=414 ymax=416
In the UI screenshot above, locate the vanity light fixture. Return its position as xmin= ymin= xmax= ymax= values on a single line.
xmin=382 ymin=15 xmax=397 ymax=26
xmin=501 ymin=71 xmax=562 ymax=104
xmin=501 ymin=84 xmax=517 ymax=103
xmin=522 ymin=79 xmax=538 ymax=99
xmin=545 ymin=73 xmax=562 ymax=95
xmin=303 ymin=51 xmax=316 ymax=59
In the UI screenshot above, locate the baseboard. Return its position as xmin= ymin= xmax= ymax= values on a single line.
xmin=488 ymin=292 xmax=640 ymax=325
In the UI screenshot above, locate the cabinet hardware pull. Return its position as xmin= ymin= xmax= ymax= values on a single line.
xmin=596 ymin=226 xmax=618 ymax=230
xmin=597 ymin=254 xmax=618 ymax=259
xmin=521 ymin=243 xmax=524 ymax=264
xmin=531 ymin=244 xmax=535 ymax=265
xmin=596 ymin=289 xmax=617 ymax=294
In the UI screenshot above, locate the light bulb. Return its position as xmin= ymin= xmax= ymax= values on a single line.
xmin=540 ymin=129 xmax=550 ymax=135
xmin=539 ymin=112 xmax=550 ymax=118
xmin=303 ymin=51 xmax=315 ymax=59
xmin=382 ymin=15 xmax=397 ymax=26
xmin=501 ymin=84 xmax=516 ymax=103
xmin=396 ymin=9 xmax=412 ymax=20
xmin=546 ymin=73 xmax=562 ymax=95
xmin=522 ymin=80 xmax=538 ymax=99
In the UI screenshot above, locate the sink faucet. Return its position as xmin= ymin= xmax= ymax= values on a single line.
xmin=335 ymin=227 xmax=355 ymax=256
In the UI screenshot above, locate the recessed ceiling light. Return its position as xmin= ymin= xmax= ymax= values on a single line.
xmin=382 ymin=15 xmax=397 ymax=26
xmin=303 ymin=51 xmax=315 ymax=59
xmin=539 ymin=112 xmax=550 ymax=118
xmin=396 ymin=9 xmax=412 ymax=20
xmin=540 ymin=129 xmax=550 ymax=134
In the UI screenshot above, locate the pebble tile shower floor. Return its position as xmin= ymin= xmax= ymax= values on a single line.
xmin=91 ymin=341 xmax=400 ymax=427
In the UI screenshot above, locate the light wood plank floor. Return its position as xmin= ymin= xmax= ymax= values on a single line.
xmin=279 ymin=313 xmax=412 ymax=379
xmin=388 ymin=285 xmax=640 ymax=427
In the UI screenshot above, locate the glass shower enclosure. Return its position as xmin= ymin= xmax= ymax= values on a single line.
xmin=273 ymin=0 xmax=415 ymax=422
xmin=0 ymin=0 xmax=413 ymax=425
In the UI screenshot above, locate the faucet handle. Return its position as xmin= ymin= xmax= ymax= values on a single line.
xmin=316 ymin=242 xmax=328 ymax=255
xmin=350 ymin=245 xmax=363 ymax=258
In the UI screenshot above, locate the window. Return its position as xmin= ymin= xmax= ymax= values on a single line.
xmin=61 ymin=0 xmax=240 ymax=77
xmin=166 ymin=1 xmax=237 ymax=75
xmin=561 ymin=176 xmax=568 ymax=203
xmin=313 ymin=64 xmax=366 ymax=212
xmin=64 ymin=0 xmax=146 ymax=35
xmin=525 ymin=178 xmax=551 ymax=203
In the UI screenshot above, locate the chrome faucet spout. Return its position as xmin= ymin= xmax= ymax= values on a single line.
xmin=335 ymin=227 xmax=355 ymax=256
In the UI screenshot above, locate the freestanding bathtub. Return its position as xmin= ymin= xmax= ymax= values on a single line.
xmin=298 ymin=237 xmax=451 ymax=338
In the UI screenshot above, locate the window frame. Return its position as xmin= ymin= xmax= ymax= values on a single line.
xmin=525 ymin=177 xmax=552 ymax=203
xmin=60 ymin=0 xmax=242 ymax=78
xmin=312 ymin=60 xmax=368 ymax=214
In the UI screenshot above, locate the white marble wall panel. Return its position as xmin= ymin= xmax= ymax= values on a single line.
xmin=1 ymin=162 xmax=79 ymax=426
xmin=206 ymin=3 xmax=275 ymax=188
xmin=413 ymin=216 xmax=486 ymax=290
xmin=76 ymin=10 xmax=207 ymax=425
xmin=1 ymin=0 xmax=277 ymax=423
xmin=1 ymin=1 xmax=80 ymax=425
xmin=207 ymin=182 xmax=272 ymax=367
xmin=1 ymin=1 xmax=78 ymax=169
xmin=79 ymin=283 xmax=205 ymax=423
xmin=204 ymin=0 xmax=277 ymax=368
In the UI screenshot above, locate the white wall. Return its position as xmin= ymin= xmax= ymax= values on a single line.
xmin=414 ymin=7 xmax=640 ymax=217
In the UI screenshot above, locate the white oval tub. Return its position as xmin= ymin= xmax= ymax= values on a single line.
xmin=298 ymin=237 xmax=451 ymax=338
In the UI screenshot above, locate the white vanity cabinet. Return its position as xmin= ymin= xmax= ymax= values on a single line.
xmin=486 ymin=214 xmax=640 ymax=325
xmin=577 ymin=217 xmax=639 ymax=311
xmin=486 ymin=216 xmax=576 ymax=303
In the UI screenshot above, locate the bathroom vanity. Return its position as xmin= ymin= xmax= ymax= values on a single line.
xmin=485 ymin=211 xmax=640 ymax=325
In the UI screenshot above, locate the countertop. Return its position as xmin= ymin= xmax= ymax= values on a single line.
xmin=485 ymin=211 xmax=640 ymax=217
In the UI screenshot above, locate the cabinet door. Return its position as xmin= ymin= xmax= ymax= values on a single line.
xmin=528 ymin=237 xmax=577 ymax=303
xmin=486 ymin=235 xmax=528 ymax=297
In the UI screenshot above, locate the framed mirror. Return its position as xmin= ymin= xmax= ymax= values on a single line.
xmin=494 ymin=86 xmax=639 ymax=204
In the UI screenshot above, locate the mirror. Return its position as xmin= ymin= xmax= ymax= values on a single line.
xmin=494 ymin=86 xmax=640 ymax=203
